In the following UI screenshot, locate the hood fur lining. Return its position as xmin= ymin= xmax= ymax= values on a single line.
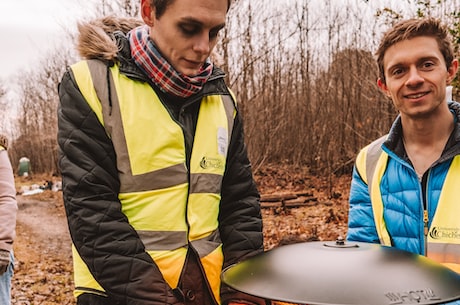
xmin=77 ymin=16 xmax=144 ymax=60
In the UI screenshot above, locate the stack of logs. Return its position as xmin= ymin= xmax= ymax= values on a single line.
xmin=260 ymin=191 xmax=318 ymax=209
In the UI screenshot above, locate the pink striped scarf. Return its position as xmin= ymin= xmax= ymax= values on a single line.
xmin=128 ymin=25 xmax=213 ymax=98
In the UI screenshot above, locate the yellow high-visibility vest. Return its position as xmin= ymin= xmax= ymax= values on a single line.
xmin=70 ymin=59 xmax=236 ymax=302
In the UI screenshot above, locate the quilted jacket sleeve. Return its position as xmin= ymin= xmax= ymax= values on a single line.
xmin=346 ymin=165 xmax=379 ymax=244
xmin=57 ymin=69 xmax=181 ymax=305
xmin=218 ymin=109 xmax=264 ymax=304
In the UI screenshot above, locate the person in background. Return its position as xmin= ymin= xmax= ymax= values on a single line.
xmin=0 ymin=134 xmax=18 ymax=305
xmin=347 ymin=17 xmax=460 ymax=276
xmin=17 ymin=157 xmax=30 ymax=178
xmin=57 ymin=0 xmax=264 ymax=304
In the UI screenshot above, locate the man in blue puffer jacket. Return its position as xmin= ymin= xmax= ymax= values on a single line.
xmin=347 ymin=17 xmax=460 ymax=296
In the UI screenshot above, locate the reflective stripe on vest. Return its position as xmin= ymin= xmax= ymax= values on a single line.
xmin=356 ymin=138 xmax=460 ymax=273
xmin=70 ymin=60 xmax=235 ymax=301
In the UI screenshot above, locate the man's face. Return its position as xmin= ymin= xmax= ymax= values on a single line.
xmin=378 ymin=36 xmax=458 ymax=119
xmin=145 ymin=0 xmax=227 ymax=76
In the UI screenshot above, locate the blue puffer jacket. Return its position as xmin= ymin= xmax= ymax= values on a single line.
xmin=348 ymin=101 xmax=460 ymax=252
xmin=348 ymin=157 xmax=452 ymax=253
xmin=347 ymin=102 xmax=460 ymax=305
xmin=347 ymin=102 xmax=460 ymax=248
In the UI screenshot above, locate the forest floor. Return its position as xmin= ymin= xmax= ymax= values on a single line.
xmin=11 ymin=165 xmax=351 ymax=304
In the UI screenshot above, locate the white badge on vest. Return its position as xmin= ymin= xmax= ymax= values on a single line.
xmin=217 ymin=127 xmax=228 ymax=156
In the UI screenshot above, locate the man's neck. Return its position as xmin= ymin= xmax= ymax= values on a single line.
xmin=401 ymin=105 xmax=454 ymax=145
xmin=400 ymin=105 xmax=454 ymax=177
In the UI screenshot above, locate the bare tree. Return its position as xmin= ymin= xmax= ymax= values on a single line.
xmin=7 ymin=0 xmax=460 ymax=180
xmin=97 ymin=0 xmax=140 ymax=17
xmin=10 ymin=43 xmax=75 ymax=175
xmin=9 ymin=0 xmax=141 ymax=174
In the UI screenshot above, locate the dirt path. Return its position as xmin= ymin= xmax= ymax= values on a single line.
xmin=16 ymin=195 xmax=71 ymax=253
xmin=12 ymin=193 xmax=75 ymax=305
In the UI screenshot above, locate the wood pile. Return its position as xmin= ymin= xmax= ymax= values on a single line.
xmin=260 ymin=191 xmax=318 ymax=208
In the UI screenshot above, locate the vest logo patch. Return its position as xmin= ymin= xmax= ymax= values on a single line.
xmin=430 ymin=227 xmax=460 ymax=240
xmin=200 ymin=157 xmax=223 ymax=170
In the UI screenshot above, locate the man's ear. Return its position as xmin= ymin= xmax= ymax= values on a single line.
xmin=141 ymin=0 xmax=155 ymax=26
xmin=447 ymin=59 xmax=459 ymax=84
xmin=377 ymin=78 xmax=390 ymax=97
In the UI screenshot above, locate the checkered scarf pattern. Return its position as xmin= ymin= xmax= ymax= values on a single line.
xmin=128 ymin=25 xmax=213 ymax=98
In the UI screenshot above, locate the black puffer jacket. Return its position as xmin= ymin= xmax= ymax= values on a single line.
xmin=57 ymin=17 xmax=264 ymax=305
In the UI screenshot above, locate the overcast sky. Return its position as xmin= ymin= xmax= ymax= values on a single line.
xmin=0 ymin=0 xmax=94 ymax=79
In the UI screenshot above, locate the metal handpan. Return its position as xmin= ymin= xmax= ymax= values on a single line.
xmin=222 ymin=240 xmax=460 ymax=305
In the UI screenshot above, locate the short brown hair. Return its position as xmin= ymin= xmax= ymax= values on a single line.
xmin=376 ymin=17 xmax=454 ymax=83
xmin=151 ymin=0 xmax=232 ymax=19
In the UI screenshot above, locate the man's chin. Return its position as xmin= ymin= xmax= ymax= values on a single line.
xmin=180 ymin=68 xmax=202 ymax=77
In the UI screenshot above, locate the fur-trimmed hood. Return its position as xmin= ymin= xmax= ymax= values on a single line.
xmin=77 ymin=16 xmax=144 ymax=61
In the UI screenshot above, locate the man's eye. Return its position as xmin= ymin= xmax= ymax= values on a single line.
xmin=391 ymin=68 xmax=403 ymax=76
xmin=209 ymin=29 xmax=221 ymax=39
xmin=180 ymin=25 xmax=199 ymax=36
xmin=422 ymin=61 xmax=435 ymax=69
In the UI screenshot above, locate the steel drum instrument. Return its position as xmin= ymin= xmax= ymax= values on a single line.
xmin=221 ymin=240 xmax=460 ymax=305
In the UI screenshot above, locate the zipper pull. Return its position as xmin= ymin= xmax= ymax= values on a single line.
xmin=423 ymin=209 xmax=429 ymax=256
xmin=423 ymin=209 xmax=429 ymax=236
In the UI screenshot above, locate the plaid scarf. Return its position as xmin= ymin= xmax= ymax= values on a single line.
xmin=128 ymin=25 xmax=213 ymax=98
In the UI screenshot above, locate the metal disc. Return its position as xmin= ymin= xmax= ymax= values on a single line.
xmin=221 ymin=241 xmax=460 ymax=305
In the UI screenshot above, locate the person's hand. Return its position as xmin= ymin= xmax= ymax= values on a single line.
xmin=0 ymin=249 xmax=11 ymax=274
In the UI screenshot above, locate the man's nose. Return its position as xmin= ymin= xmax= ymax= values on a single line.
xmin=405 ymin=67 xmax=424 ymax=86
xmin=193 ymin=33 xmax=211 ymax=54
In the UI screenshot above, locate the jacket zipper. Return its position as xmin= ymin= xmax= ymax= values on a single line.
xmin=421 ymin=170 xmax=429 ymax=256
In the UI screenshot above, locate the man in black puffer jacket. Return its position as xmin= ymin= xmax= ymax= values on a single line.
xmin=57 ymin=1 xmax=264 ymax=304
